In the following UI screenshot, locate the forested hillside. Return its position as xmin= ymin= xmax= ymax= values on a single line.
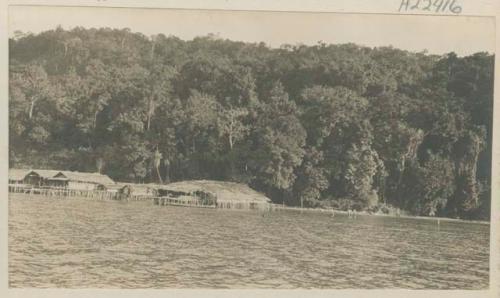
xmin=9 ymin=27 xmax=494 ymax=219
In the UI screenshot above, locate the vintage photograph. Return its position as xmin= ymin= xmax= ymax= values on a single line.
xmin=7 ymin=5 xmax=495 ymax=289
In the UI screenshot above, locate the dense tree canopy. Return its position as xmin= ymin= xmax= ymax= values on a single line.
xmin=9 ymin=27 xmax=494 ymax=219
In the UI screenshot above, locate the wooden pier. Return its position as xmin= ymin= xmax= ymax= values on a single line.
xmin=153 ymin=196 xmax=216 ymax=208
xmin=9 ymin=184 xmax=271 ymax=210
xmin=216 ymin=200 xmax=270 ymax=210
xmin=8 ymin=184 xmax=147 ymax=201
xmin=152 ymin=195 xmax=272 ymax=210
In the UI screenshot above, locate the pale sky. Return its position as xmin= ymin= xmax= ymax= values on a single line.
xmin=8 ymin=5 xmax=496 ymax=56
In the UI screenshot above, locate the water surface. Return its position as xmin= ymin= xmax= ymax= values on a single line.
xmin=8 ymin=194 xmax=490 ymax=289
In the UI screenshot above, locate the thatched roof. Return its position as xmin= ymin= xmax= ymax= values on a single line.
xmin=54 ymin=171 xmax=115 ymax=185
xmin=9 ymin=168 xmax=115 ymax=186
xmin=158 ymin=180 xmax=272 ymax=204
xmin=9 ymin=168 xmax=30 ymax=181
xmin=115 ymin=183 xmax=154 ymax=191
xmin=26 ymin=169 xmax=62 ymax=179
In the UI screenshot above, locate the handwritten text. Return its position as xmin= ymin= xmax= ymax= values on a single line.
xmin=399 ymin=0 xmax=462 ymax=14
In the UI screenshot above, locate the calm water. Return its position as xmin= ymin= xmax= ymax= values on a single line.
xmin=9 ymin=194 xmax=490 ymax=289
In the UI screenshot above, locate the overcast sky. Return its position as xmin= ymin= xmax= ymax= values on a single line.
xmin=8 ymin=5 xmax=496 ymax=56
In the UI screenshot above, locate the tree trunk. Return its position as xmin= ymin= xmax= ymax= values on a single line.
xmin=164 ymin=162 xmax=170 ymax=184
xmin=96 ymin=158 xmax=104 ymax=173
xmin=228 ymin=133 xmax=235 ymax=179
xmin=156 ymin=165 xmax=163 ymax=184
xmin=228 ymin=132 xmax=233 ymax=151
xmin=93 ymin=110 xmax=99 ymax=129
xmin=63 ymin=42 xmax=68 ymax=57
xmin=28 ymin=98 xmax=38 ymax=119
xmin=147 ymin=95 xmax=154 ymax=131
xmin=147 ymin=35 xmax=156 ymax=131
xmin=153 ymin=147 xmax=163 ymax=184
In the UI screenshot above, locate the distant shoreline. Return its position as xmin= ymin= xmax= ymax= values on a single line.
xmin=8 ymin=193 xmax=490 ymax=225
xmin=269 ymin=205 xmax=491 ymax=225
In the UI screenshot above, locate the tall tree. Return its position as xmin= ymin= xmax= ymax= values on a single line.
xmin=250 ymin=82 xmax=306 ymax=197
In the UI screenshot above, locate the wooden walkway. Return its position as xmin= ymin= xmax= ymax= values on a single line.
xmin=153 ymin=196 xmax=271 ymax=210
xmin=9 ymin=184 xmax=271 ymax=210
xmin=153 ymin=196 xmax=216 ymax=208
xmin=8 ymin=185 xmax=152 ymax=201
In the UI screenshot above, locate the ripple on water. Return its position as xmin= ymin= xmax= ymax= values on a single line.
xmin=8 ymin=194 xmax=490 ymax=289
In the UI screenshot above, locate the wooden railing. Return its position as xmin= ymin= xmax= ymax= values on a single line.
xmin=153 ymin=196 xmax=216 ymax=208
xmin=9 ymin=184 xmax=271 ymax=209
xmin=153 ymin=195 xmax=271 ymax=210
xmin=9 ymin=185 xmax=119 ymax=201
xmin=9 ymin=184 xmax=151 ymax=201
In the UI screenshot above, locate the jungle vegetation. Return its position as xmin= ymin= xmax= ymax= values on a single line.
xmin=9 ymin=27 xmax=494 ymax=219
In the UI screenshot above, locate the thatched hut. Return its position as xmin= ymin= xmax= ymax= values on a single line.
xmin=52 ymin=171 xmax=115 ymax=190
xmin=8 ymin=169 xmax=31 ymax=192
xmin=156 ymin=180 xmax=272 ymax=209
xmin=8 ymin=169 xmax=29 ymax=185
xmin=24 ymin=169 xmax=62 ymax=187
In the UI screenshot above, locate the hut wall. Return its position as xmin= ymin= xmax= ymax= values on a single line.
xmin=8 ymin=179 xmax=24 ymax=185
xmin=24 ymin=174 xmax=43 ymax=187
xmin=45 ymin=179 xmax=68 ymax=188
xmin=133 ymin=189 xmax=154 ymax=196
xmin=67 ymin=181 xmax=97 ymax=191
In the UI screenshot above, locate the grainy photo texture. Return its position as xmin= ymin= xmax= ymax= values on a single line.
xmin=7 ymin=6 xmax=495 ymax=289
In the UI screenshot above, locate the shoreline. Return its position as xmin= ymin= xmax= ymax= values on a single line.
xmin=8 ymin=193 xmax=490 ymax=225
xmin=269 ymin=205 xmax=491 ymax=225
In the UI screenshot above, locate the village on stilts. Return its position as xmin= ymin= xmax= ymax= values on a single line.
xmin=8 ymin=168 xmax=273 ymax=210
